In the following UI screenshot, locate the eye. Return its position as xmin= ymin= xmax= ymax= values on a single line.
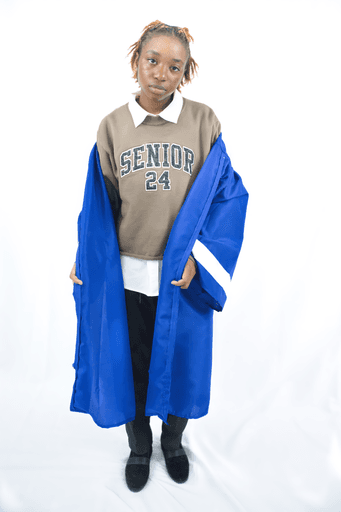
xmin=171 ymin=66 xmax=180 ymax=72
xmin=148 ymin=58 xmax=157 ymax=64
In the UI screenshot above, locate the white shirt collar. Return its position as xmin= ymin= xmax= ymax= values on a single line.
xmin=128 ymin=88 xmax=183 ymax=128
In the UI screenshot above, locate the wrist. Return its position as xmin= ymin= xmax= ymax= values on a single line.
xmin=188 ymin=254 xmax=197 ymax=268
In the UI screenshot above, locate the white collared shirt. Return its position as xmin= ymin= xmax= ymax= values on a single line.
xmin=120 ymin=89 xmax=184 ymax=297
xmin=128 ymin=88 xmax=183 ymax=127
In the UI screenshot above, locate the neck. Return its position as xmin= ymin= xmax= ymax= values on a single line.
xmin=136 ymin=93 xmax=174 ymax=115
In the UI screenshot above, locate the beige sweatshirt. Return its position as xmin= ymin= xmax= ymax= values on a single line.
xmin=97 ymin=96 xmax=221 ymax=260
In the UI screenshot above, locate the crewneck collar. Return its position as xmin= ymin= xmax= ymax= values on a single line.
xmin=128 ymin=88 xmax=183 ymax=128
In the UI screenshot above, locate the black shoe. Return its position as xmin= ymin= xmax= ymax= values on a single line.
xmin=125 ymin=446 xmax=152 ymax=492
xmin=161 ymin=443 xmax=189 ymax=483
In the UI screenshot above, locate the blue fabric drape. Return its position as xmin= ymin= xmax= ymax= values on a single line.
xmin=70 ymin=134 xmax=248 ymax=428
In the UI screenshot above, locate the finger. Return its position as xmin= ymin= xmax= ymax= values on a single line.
xmin=180 ymin=275 xmax=194 ymax=289
xmin=172 ymin=272 xmax=193 ymax=285
xmin=171 ymin=279 xmax=185 ymax=286
xmin=70 ymin=272 xmax=83 ymax=285
xmin=171 ymin=279 xmax=190 ymax=289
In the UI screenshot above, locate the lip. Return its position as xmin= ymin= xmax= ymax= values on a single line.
xmin=149 ymin=84 xmax=166 ymax=92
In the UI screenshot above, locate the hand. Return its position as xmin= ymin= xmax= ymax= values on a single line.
xmin=171 ymin=257 xmax=196 ymax=290
xmin=69 ymin=262 xmax=83 ymax=285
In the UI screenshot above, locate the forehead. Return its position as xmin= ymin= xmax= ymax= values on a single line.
xmin=141 ymin=34 xmax=187 ymax=60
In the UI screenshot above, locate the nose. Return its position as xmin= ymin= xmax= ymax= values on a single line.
xmin=154 ymin=63 xmax=166 ymax=81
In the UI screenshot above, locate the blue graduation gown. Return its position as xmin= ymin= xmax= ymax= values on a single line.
xmin=70 ymin=133 xmax=248 ymax=428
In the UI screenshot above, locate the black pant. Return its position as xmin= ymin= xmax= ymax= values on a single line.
xmin=124 ymin=289 xmax=188 ymax=455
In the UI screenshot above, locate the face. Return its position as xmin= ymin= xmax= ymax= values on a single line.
xmin=137 ymin=34 xmax=187 ymax=104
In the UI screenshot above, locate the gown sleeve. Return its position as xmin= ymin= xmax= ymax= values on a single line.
xmin=191 ymin=146 xmax=249 ymax=312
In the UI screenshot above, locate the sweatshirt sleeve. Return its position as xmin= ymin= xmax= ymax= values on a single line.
xmin=96 ymin=115 xmax=122 ymax=219
xmin=211 ymin=118 xmax=222 ymax=149
xmin=96 ymin=139 xmax=121 ymax=227
xmin=207 ymin=104 xmax=222 ymax=150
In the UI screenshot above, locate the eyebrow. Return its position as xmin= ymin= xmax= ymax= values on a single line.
xmin=146 ymin=49 xmax=183 ymax=64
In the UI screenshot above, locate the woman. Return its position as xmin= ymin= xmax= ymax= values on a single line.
xmin=69 ymin=20 xmax=248 ymax=493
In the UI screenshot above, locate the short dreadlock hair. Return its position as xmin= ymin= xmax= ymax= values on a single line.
xmin=127 ymin=20 xmax=199 ymax=92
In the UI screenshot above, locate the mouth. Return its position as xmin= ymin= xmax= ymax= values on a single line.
xmin=149 ymin=84 xmax=166 ymax=92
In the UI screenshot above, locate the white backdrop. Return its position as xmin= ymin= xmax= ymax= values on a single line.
xmin=1 ymin=0 xmax=341 ymax=510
